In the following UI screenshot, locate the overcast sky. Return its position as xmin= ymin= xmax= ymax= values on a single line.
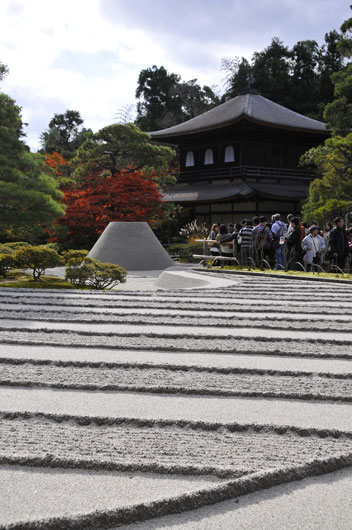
xmin=1 ymin=0 xmax=351 ymax=150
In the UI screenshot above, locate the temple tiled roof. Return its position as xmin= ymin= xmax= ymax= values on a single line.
xmin=163 ymin=180 xmax=308 ymax=203
xmin=150 ymin=93 xmax=328 ymax=139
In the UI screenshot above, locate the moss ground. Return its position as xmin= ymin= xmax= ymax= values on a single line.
xmin=0 ymin=271 xmax=84 ymax=289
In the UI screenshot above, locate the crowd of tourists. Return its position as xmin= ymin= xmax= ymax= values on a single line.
xmin=207 ymin=214 xmax=352 ymax=272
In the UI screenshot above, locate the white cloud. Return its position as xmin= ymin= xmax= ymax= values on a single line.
xmin=0 ymin=0 xmax=351 ymax=150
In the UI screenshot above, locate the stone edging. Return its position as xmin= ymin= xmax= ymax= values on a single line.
xmin=194 ymin=268 xmax=352 ymax=285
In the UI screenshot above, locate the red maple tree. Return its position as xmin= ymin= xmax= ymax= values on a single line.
xmin=44 ymin=151 xmax=69 ymax=175
xmin=52 ymin=169 xmax=165 ymax=247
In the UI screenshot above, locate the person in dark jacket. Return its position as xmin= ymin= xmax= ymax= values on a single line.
xmin=252 ymin=216 xmax=273 ymax=268
xmin=329 ymin=217 xmax=350 ymax=271
xmin=286 ymin=217 xmax=302 ymax=270
xmin=216 ymin=224 xmax=234 ymax=261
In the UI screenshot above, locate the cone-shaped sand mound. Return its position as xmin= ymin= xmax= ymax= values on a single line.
xmin=88 ymin=222 xmax=174 ymax=271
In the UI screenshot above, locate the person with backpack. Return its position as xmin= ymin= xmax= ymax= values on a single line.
xmin=271 ymin=213 xmax=287 ymax=270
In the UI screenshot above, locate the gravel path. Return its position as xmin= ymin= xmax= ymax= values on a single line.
xmin=1 ymin=414 xmax=350 ymax=478
xmin=2 ymin=318 xmax=352 ymax=342
xmin=1 ymin=387 xmax=351 ymax=431
xmin=126 ymin=467 xmax=352 ymax=530
xmin=0 ymin=274 xmax=351 ymax=528
xmin=0 ymin=465 xmax=216 ymax=527
xmin=1 ymin=330 xmax=351 ymax=358
xmin=2 ymin=344 xmax=352 ymax=375
xmin=2 ymin=309 xmax=352 ymax=331
xmin=3 ymin=302 xmax=352 ymax=321
xmin=1 ymin=362 xmax=351 ymax=401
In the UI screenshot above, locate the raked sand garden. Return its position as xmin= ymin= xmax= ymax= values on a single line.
xmin=0 ymin=271 xmax=351 ymax=529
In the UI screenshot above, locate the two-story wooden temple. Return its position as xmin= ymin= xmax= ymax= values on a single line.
xmin=150 ymin=90 xmax=330 ymax=225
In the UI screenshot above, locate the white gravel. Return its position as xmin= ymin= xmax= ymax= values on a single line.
xmin=0 ymin=465 xmax=217 ymax=526
xmin=1 ymin=387 xmax=351 ymax=431
xmin=1 ymin=319 xmax=351 ymax=342
xmin=1 ymin=344 xmax=351 ymax=374
xmin=3 ymin=302 xmax=352 ymax=321
xmin=126 ymin=467 xmax=352 ymax=530
xmin=1 ymin=274 xmax=351 ymax=528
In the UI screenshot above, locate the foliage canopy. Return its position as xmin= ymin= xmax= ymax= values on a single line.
xmin=0 ymin=84 xmax=65 ymax=241
xmin=14 ymin=245 xmax=64 ymax=280
xmin=40 ymin=110 xmax=92 ymax=160
xmin=135 ymin=65 xmax=220 ymax=131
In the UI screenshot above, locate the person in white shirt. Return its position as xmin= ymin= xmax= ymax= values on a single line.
xmin=302 ymin=226 xmax=326 ymax=272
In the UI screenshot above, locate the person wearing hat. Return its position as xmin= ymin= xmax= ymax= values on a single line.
xmin=302 ymin=225 xmax=326 ymax=272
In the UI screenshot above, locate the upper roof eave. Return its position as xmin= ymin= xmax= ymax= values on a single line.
xmin=150 ymin=115 xmax=330 ymax=141
xmin=149 ymin=92 xmax=330 ymax=141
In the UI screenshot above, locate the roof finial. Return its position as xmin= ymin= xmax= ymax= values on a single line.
xmin=247 ymin=73 xmax=256 ymax=90
xmin=239 ymin=74 xmax=259 ymax=95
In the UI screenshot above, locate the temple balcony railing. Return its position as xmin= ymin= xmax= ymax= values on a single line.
xmin=177 ymin=165 xmax=315 ymax=183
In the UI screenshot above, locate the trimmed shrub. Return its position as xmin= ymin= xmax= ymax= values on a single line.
xmin=0 ymin=253 xmax=15 ymax=277
xmin=166 ymin=242 xmax=204 ymax=261
xmin=0 ymin=245 xmax=14 ymax=255
xmin=14 ymin=245 xmax=64 ymax=280
xmin=65 ymin=257 xmax=127 ymax=290
xmin=62 ymin=249 xmax=89 ymax=266
xmin=1 ymin=242 xmax=29 ymax=250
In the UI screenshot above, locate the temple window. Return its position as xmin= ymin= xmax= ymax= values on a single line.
xmin=224 ymin=145 xmax=235 ymax=163
xmin=185 ymin=151 xmax=195 ymax=167
xmin=204 ymin=148 xmax=214 ymax=165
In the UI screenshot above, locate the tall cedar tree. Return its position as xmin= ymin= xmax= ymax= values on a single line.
xmin=222 ymin=32 xmax=344 ymax=119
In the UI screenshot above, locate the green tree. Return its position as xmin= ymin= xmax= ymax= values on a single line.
xmin=72 ymin=123 xmax=175 ymax=179
xmin=65 ymin=257 xmax=127 ymax=289
xmin=222 ymin=34 xmax=344 ymax=117
xmin=135 ymin=65 xmax=219 ymax=131
xmin=315 ymin=31 xmax=344 ymax=119
xmin=301 ymin=134 xmax=352 ymax=225
xmin=252 ymin=38 xmax=292 ymax=107
xmin=324 ymin=7 xmax=352 ymax=134
xmin=302 ymin=8 xmax=352 ymax=225
xmin=0 ymin=84 xmax=65 ymax=241
xmin=136 ymin=66 xmax=181 ymax=131
xmin=290 ymin=40 xmax=320 ymax=115
xmin=175 ymin=79 xmax=220 ymax=120
xmin=0 ymin=253 xmax=15 ymax=277
xmin=0 ymin=61 xmax=9 ymax=82
xmin=14 ymin=245 xmax=64 ymax=280
xmin=221 ymin=57 xmax=252 ymax=98
xmin=40 ymin=110 xmax=92 ymax=159
xmin=222 ymin=38 xmax=292 ymax=106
